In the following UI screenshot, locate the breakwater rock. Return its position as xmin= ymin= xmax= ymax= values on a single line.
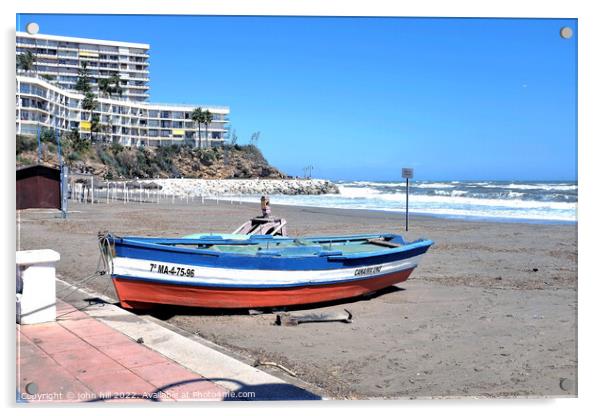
xmin=140 ymin=178 xmax=340 ymax=196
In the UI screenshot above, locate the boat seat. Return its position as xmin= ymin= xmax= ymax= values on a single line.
xmin=367 ymin=238 xmax=401 ymax=248
xmin=257 ymin=245 xmax=323 ymax=257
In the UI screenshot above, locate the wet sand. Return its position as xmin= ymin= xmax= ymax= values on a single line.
xmin=17 ymin=199 xmax=577 ymax=398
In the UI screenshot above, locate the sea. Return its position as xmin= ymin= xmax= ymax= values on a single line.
xmin=232 ymin=180 xmax=577 ymax=224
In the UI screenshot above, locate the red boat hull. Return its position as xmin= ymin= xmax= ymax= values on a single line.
xmin=113 ymin=268 xmax=415 ymax=309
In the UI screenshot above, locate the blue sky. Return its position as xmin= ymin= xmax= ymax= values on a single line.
xmin=17 ymin=15 xmax=577 ymax=181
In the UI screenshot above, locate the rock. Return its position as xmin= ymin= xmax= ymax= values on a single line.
xmin=141 ymin=178 xmax=340 ymax=197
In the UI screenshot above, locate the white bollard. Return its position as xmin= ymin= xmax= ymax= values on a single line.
xmin=16 ymin=249 xmax=60 ymax=324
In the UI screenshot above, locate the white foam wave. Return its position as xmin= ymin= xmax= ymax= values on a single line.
xmin=338 ymin=185 xmax=383 ymax=198
xmin=345 ymin=181 xmax=402 ymax=188
xmin=223 ymin=180 xmax=577 ymax=223
xmin=223 ymin=194 xmax=577 ymax=222
xmin=376 ymin=193 xmax=575 ymax=210
xmin=413 ymin=183 xmax=455 ymax=189
xmin=480 ymin=183 xmax=577 ymax=191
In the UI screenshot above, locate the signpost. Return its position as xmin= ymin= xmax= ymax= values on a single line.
xmin=401 ymin=168 xmax=414 ymax=231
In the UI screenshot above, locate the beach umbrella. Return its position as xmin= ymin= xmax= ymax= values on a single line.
xmin=142 ymin=182 xmax=162 ymax=190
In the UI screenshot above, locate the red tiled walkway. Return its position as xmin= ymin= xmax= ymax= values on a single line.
xmin=17 ymin=300 xmax=230 ymax=403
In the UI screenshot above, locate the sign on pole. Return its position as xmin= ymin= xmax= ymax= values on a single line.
xmin=401 ymin=168 xmax=413 ymax=231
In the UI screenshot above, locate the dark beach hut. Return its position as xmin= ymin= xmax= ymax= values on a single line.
xmin=16 ymin=165 xmax=61 ymax=210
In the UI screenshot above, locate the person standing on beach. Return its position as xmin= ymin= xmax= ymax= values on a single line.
xmin=261 ymin=195 xmax=272 ymax=218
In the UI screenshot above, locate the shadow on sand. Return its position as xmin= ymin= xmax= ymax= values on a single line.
xmin=142 ymin=285 xmax=405 ymax=321
xmin=84 ymin=377 xmax=321 ymax=402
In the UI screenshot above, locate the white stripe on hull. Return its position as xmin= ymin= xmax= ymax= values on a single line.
xmin=112 ymin=255 xmax=423 ymax=287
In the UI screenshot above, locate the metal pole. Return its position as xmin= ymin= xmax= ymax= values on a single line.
xmin=405 ymin=177 xmax=409 ymax=232
xmin=55 ymin=129 xmax=62 ymax=169
xmin=61 ymin=166 xmax=69 ymax=219
xmin=37 ymin=123 xmax=41 ymax=164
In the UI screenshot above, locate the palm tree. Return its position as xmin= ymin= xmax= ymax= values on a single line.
xmin=16 ymin=50 xmax=36 ymax=73
xmin=90 ymin=114 xmax=102 ymax=142
xmin=75 ymin=62 xmax=92 ymax=93
xmin=191 ymin=107 xmax=204 ymax=148
xmin=191 ymin=108 xmax=214 ymax=148
xmin=97 ymin=75 xmax=121 ymax=143
xmin=98 ymin=78 xmax=112 ymax=98
xmin=82 ymin=92 xmax=98 ymax=141
xmin=82 ymin=92 xmax=97 ymax=114
xmin=201 ymin=110 xmax=214 ymax=148
xmin=110 ymin=74 xmax=123 ymax=97
xmin=98 ymin=74 xmax=123 ymax=98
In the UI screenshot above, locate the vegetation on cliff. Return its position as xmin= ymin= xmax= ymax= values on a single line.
xmin=16 ymin=133 xmax=286 ymax=180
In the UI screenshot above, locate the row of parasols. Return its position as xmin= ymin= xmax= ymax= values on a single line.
xmin=73 ymin=178 xmax=163 ymax=190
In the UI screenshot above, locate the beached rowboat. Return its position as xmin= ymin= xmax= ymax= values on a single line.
xmin=101 ymin=233 xmax=433 ymax=309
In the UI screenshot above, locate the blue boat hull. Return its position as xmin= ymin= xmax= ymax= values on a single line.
xmin=106 ymin=233 xmax=433 ymax=309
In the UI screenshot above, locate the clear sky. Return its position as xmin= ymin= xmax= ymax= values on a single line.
xmin=17 ymin=15 xmax=577 ymax=181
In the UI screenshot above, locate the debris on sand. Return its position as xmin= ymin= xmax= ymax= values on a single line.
xmin=253 ymin=359 xmax=297 ymax=377
xmin=275 ymin=309 xmax=353 ymax=326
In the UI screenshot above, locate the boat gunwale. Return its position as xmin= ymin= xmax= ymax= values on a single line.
xmin=111 ymin=234 xmax=434 ymax=260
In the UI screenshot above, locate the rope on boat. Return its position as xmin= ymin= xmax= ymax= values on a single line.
xmin=97 ymin=231 xmax=115 ymax=277
xmin=55 ymin=232 xmax=116 ymax=303
xmin=54 ymin=232 xmax=118 ymax=319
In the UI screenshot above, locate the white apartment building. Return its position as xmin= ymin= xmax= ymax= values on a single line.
xmin=17 ymin=32 xmax=150 ymax=101
xmin=17 ymin=76 xmax=229 ymax=147
xmin=16 ymin=32 xmax=230 ymax=147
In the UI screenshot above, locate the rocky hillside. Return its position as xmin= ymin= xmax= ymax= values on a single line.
xmin=16 ymin=134 xmax=286 ymax=180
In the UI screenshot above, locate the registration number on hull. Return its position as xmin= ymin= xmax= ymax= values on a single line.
xmin=150 ymin=263 xmax=195 ymax=277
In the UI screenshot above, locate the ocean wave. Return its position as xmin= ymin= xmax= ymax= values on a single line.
xmin=344 ymin=181 xmax=402 ymax=188
xmin=234 ymin=180 xmax=579 ymax=223
xmin=373 ymin=193 xmax=576 ymax=210
xmin=230 ymin=195 xmax=576 ymax=222
xmin=434 ymin=190 xmax=469 ymax=197
xmin=413 ymin=183 xmax=455 ymax=189
xmin=379 ymin=206 xmax=576 ymax=222
xmin=338 ymin=185 xmax=384 ymax=198
xmin=480 ymin=183 xmax=577 ymax=191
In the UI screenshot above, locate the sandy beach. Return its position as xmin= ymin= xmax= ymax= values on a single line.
xmin=16 ymin=199 xmax=577 ymax=398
